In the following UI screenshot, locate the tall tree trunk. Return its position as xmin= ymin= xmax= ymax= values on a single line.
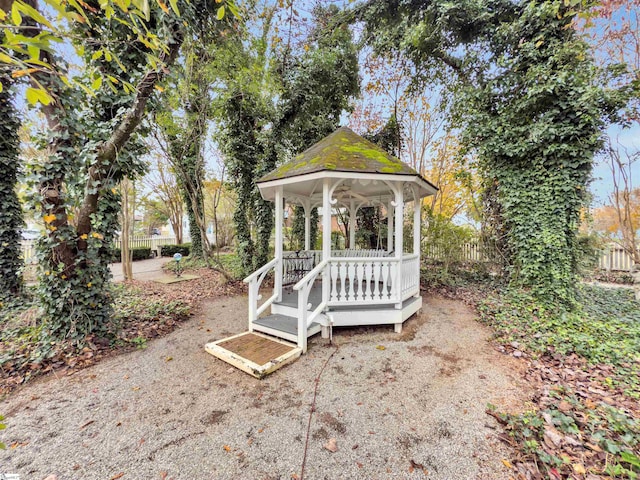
xmin=120 ymin=177 xmax=134 ymax=281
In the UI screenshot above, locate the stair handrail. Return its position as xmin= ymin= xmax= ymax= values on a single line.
xmin=244 ymin=258 xmax=279 ymax=330
xmin=243 ymin=257 xmax=278 ymax=284
xmin=293 ymin=259 xmax=328 ymax=353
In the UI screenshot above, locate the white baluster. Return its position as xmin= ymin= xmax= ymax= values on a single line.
xmin=348 ymin=262 xmax=356 ymax=301
xmin=339 ymin=261 xmax=347 ymax=301
xmin=356 ymin=262 xmax=364 ymax=301
xmin=330 ymin=261 xmax=338 ymax=302
xmin=381 ymin=262 xmax=389 ymax=300
xmin=364 ymin=262 xmax=372 ymax=301
xmin=372 ymin=261 xmax=381 ymax=301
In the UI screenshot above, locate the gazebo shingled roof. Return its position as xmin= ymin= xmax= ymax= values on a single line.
xmin=258 ymin=127 xmax=436 ymax=190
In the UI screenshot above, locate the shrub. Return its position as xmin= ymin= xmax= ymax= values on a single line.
xmin=160 ymin=244 xmax=191 ymax=257
xmin=111 ymin=247 xmax=152 ymax=262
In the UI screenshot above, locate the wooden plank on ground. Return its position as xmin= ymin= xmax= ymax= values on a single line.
xmin=205 ymin=332 xmax=301 ymax=379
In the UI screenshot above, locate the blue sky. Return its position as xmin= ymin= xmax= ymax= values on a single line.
xmin=12 ymin=0 xmax=639 ymax=209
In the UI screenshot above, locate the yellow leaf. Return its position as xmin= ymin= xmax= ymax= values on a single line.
xmin=165 ymin=356 xmax=173 ymax=362
xmin=44 ymin=270 xmax=50 ymax=276
xmin=12 ymin=68 xmax=37 ymax=78
xmin=0 ymin=8 xmax=6 ymax=21
xmin=502 ymin=459 xmax=513 ymax=469
xmin=376 ymin=345 xmax=386 ymax=350
xmin=154 ymin=84 xmax=164 ymax=92
xmin=223 ymin=445 xmax=231 ymax=452
xmin=87 ymin=282 xmax=92 ymax=288
xmin=573 ymin=464 xmax=586 ymax=475
xmin=43 ymin=213 xmax=56 ymax=224
xmin=91 ymin=232 xmax=104 ymax=239
xmin=49 ymin=226 xmax=57 ymax=232
xmin=157 ymin=0 xmax=169 ymax=13
xmin=80 ymin=234 xmax=88 ymax=240
xmin=61 ymin=274 xmax=67 ymax=279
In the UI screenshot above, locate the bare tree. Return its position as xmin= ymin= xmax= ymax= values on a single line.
xmin=144 ymin=156 xmax=184 ymax=244
xmin=604 ymin=136 xmax=640 ymax=265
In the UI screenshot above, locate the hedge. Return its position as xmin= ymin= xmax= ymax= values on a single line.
xmin=112 ymin=247 xmax=151 ymax=262
xmin=160 ymin=243 xmax=191 ymax=257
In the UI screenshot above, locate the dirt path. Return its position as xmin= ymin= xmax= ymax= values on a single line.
xmin=110 ymin=257 xmax=170 ymax=282
xmin=0 ymin=295 xmax=529 ymax=480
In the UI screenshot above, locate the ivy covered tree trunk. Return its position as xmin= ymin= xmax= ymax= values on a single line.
xmin=0 ymin=80 xmax=23 ymax=296
xmin=360 ymin=0 xmax=613 ymax=305
xmin=31 ymin=8 xmax=184 ymax=341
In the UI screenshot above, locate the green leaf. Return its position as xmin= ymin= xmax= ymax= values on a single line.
xmin=11 ymin=2 xmax=22 ymax=25
xmin=216 ymin=5 xmax=224 ymax=20
xmin=92 ymin=49 xmax=103 ymax=60
xmin=91 ymin=76 xmax=102 ymax=91
xmin=15 ymin=0 xmax=53 ymax=29
xmin=620 ymin=451 xmax=640 ymax=468
xmin=168 ymin=0 xmax=180 ymax=16
xmin=0 ymin=81 xmax=3 ymax=93
xmin=25 ymin=86 xmax=52 ymax=105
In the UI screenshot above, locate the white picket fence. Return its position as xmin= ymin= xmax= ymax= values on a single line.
xmin=423 ymin=241 xmax=638 ymax=272
xmin=597 ymin=245 xmax=638 ymax=272
xmin=112 ymin=235 xmax=178 ymax=255
xmin=18 ymin=238 xmax=637 ymax=271
xmin=19 ymin=235 xmax=180 ymax=264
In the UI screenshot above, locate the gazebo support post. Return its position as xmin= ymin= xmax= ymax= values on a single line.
xmin=394 ymin=184 xmax=404 ymax=320
xmin=349 ymin=199 xmax=356 ymax=249
xmin=275 ymin=186 xmax=284 ymax=302
xmin=303 ymin=200 xmax=311 ymax=251
xmin=413 ymin=192 xmax=422 ymax=306
xmin=413 ymin=193 xmax=421 ymax=256
xmin=387 ymin=201 xmax=394 ymax=253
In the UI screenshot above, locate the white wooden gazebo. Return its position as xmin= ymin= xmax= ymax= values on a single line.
xmin=239 ymin=127 xmax=438 ymax=355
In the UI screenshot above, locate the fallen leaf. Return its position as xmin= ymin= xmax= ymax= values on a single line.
xmin=502 ymin=459 xmax=513 ymax=469
xmin=324 ymin=438 xmax=338 ymax=453
xmin=159 ymin=472 xmax=168 ymax=480
xmin=110 ymin=473 xmax=124 ymax=480
xmin=165 ymin=356 xmax=173 ymax=362
xmin=376 ymin=345 xmax=386 ymax=350
xmin=558 ymin=401 xmax=572 ymax=412
xmin=223 ymin=445 xmax=231 ymax=452
xmin=573 ymin=464 xmax=586 ymax=475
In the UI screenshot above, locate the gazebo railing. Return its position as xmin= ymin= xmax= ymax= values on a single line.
xmin=326 ymin=257 xmax=401 ymax=305
xmin=283 ymin=249 xmax=389 ymax=285
xmin=400 ymin=253 xmax=420 ymax=299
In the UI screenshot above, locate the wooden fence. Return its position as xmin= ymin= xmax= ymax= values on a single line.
xmin=423 ymin=241 xmax=637 ymax=272
xmin=18 ymin=238 xmax=637 ymax=271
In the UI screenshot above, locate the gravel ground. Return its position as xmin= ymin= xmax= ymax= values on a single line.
xmin=0 ymin=294 xmax=529 ymax=480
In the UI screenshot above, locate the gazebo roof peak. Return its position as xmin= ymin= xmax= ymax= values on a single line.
xmin=258 ymin=126 xmax=427 ymax=183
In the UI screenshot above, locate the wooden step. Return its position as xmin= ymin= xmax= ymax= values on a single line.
xmin=252 ymin=314 xmax=322 ymax=343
